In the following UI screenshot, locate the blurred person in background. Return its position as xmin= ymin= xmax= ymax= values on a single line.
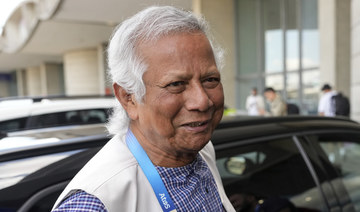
xmin=245 ymin=87 xmax=265 ymax=116
xmin=263 ymin=87 xmax=287 ymax=117
xmin=52 ymin=5 xmax=235 ymax=212
xmin=318 ymin=84 xmax=337 ymax=117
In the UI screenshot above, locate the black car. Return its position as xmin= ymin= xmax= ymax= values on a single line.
xmin=0 ymin=116 xmax=360 ymax=212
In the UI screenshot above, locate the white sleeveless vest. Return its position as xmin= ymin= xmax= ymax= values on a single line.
xmin=52 ymin=134 xmax=235 ymax=212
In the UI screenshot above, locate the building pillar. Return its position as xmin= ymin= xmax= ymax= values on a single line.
xmin=192 ymin=0 xmax=202 ymax=15
xmin=319 ymin=0 xmax=351 ymax=96
xmin=26 ymin=66 xmax=42 ymax=96
xmin=16 ymin=69 xmax=26 ymax=96
xmin=41 ymin=63 xmax=64 ymax=96
xmin=200 ymin=0 xmax=236 ymax=109
xmin=97 ymin=43 xmax=109 ymax=95
xmin=63 ymin=46 xmax=106 ymax=96
xmin=0 ymin=75 xmax=9 ymax=97
xmin=351 ymin=0 xmax=360 ymax=121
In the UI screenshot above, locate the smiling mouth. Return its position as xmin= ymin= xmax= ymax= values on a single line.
xmin=186 ymin=121 xmax=208 ymax=127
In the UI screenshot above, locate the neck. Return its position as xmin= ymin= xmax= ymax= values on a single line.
xmin=148 ymin=150 xmax=197 ymax=167
xmin=129 ymin=128 xmax=197 ymax=168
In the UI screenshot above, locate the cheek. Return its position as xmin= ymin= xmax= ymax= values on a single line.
xmin=209 ymin=86 xmax=224 ymax=126
xmin=148 ymin=94 xmax=183 ymax=125
xmin=210 ymin=86 xmax=224 ymax=108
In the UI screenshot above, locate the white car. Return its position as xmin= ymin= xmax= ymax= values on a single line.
xmin=0 ymin=96 xmax=115 ymax=133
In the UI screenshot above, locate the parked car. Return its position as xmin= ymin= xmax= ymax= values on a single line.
xmin=0 ymin=124 xmax=108 ymax=151
xmin=0 ymin=96 xmax=115 ymax=133
xmin=0 ymin=115 xmax=360 ymax=212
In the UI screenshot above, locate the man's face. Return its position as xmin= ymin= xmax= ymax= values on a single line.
xmin=264 ymin=91 xmax=275 ymax=101
xmin=131 ymin=32 xmax=224 ymax=156
xmin=251 ymin=89 xmax=257 ymax=96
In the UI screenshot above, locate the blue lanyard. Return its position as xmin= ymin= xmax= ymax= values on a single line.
xmin=126 ymin=130 xmax=177 ymax=212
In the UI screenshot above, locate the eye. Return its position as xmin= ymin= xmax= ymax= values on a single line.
xmin=164 ymin=81 xmax=186 ymax=93
xmin=167 ymin=81 xmax=185 ymax=87
xmin=203 ymin=77 xmax=220 ymax=88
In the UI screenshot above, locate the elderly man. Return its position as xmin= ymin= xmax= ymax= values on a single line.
xmin=52 ymin=6 xmax=235 ymax=212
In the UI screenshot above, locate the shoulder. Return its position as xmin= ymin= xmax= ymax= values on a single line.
xmin=273 ymin=94 xmax=284 ymax=104
xmin=325 ymin=91 xmax=336 ymax=98
xmin=52 ymin=190 xmax=107 ymax=212
xmin=53 ymin=134 xmax=140 ymax=208
xmin=72 ymin=134 xmax=139 ymax=190
xmin=78 ymin=134 xmax=138 ymax=181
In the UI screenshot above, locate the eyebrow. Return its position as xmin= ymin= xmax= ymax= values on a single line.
xmin=158 ymin=70 xmax=192 ymax=81
xmin=151 ymin=67 xmax=220 ymax=86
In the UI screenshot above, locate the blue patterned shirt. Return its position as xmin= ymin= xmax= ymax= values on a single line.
xmin=53 ymin=190 xmax=106 ymax=211
xmin=53 ymin=154 xmax=225 ymax=212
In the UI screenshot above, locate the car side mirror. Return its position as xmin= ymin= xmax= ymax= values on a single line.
xmin=225 ymin=156 xmax=247 ymax=175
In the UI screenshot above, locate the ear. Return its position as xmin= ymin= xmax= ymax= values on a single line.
xmin=113 ymin=83 xmax=139 ymax=120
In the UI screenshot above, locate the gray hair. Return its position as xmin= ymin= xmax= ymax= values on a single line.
xmin=106 ymin=5 xmax=224 ymax=135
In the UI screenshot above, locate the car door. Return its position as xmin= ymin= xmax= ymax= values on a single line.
xmin=215 ymin=136 xmax=329 ymax=212
xmin=300 ymin=131 xmax=360 ymax=212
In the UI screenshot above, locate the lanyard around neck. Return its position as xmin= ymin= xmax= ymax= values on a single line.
xmin=126 ymin=130 xmax=177 ymax=212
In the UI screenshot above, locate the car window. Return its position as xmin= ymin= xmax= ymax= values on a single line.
xmin=313 ymin=134 xmax=360 ymax=211
xmin=0 ymin=109 xmax=111 ymax=133
xmin=0 ymin=117 xmax=27 ymax=132
xmin=216 ymin=137 xmax=326 ymax=212
xmin=26 ymin=109 xmax=109 ymax=130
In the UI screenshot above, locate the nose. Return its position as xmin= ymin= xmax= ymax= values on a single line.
xmin=184 ymin=83 xmax=213 ymax=112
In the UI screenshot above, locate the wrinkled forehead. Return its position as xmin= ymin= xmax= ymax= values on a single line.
xmin=136 ymin=30 xmax=207 ymax=50
xmin=137 ymin=31 xmax=214 ymax=62
xmin=139 ymin=33 xmax=218 ymax=83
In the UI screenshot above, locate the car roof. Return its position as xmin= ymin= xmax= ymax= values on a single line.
xmin=0 ymin=124 xmax=109 ymax=156
xmin=213 ymin=115 xmax=360 ymax=145
xmin=1 ymin=115 xmax=359 ymax=161
xmin=0 ymin=96 xmax=116 ymax=121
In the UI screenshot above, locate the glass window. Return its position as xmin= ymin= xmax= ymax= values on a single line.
xmin=235 ymin=0 xmax=319 ymax=115
xmin=303 ymin=69 xmax=320 ymax=114
xmin=302 ymin=30 xmax=319 ymax=69
xmin=264 ymin=0 xmax=283 ymax=73
xmin=265 ymin=74 xmax=284 ymax=91
xmin=26 ymin=109 xmax=110 ymax=130
xmin=286 ymin=30 xmax=300 ymax=71
xmin=285 ymin=0 xmax=299 ymax=71
xmin=301 ymin=0 xmax=319 ymax=69
xmin=0 ymin=117 xmax=28 ymax=132
xmin=236 ymin=0 xmax=260 ymax=76
xmin=286 ymin=72 xmax=299 ymax=102
xmin=317 ymin=136 xmax=360 ymax=211
xmin=216 ymin=137 xmax=326 ymax=211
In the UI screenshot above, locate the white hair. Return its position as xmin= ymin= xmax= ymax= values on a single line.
xmin=106 ymin=5 xmax=224 ymax=135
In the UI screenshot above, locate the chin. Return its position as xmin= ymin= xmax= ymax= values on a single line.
xmin=191 ymin=135 xmax=211 ymax=148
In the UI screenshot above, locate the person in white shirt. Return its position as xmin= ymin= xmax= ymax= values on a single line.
xmin=245 ymin=88 xmax=265 ymax=116
xmin=318 ymin=84 xmax=337 ymax=117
